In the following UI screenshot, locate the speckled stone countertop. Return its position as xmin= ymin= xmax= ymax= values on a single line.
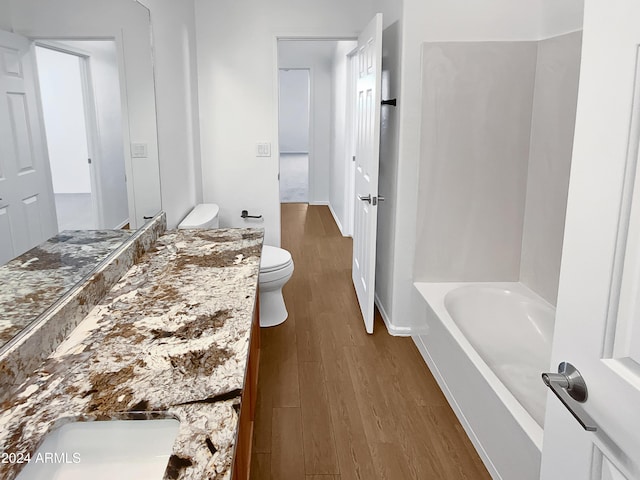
xmin=0 ymin=228 xmax=263 ymax=480
xmin=0 ymin=230 xmax=134 ymax=346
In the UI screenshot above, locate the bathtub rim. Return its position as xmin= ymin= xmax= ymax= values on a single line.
xmin=414 ymin=280 xmax=547 ymax=451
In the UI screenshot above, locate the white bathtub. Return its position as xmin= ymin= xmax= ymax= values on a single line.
xmin=413 ymin=281 xmax=554 ymax=480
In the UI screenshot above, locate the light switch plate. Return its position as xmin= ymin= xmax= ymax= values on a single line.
xmin=131 ymin=143 xmax=148 ymax=158
xmin=256 ymin=143 xmax=271 ymax=157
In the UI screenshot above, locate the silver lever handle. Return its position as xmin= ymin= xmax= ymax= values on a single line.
xmin=358 ymin=194 xmax=372 ymax=204
xmin=542 ymin=362 xmax=597 ymax=432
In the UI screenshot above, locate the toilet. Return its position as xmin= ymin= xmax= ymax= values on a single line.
xmin=178 ymin=204 xmax=294 ymax=328
xmin=178 ymin=203 xmax=220 ymax=229
xmin=259 ymin=245 xmax=294 ymax=327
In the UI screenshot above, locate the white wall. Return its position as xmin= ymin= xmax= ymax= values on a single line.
xmin=371 ymin=0 xmax=402 ymax=29
xmin=329 ymin=40 xmax=356 ymax=234
xmin=139 ymin=0 xmax=202 ymax=228
xmin=278 ymin=69 xmax=309 ymax=153
xmin=35 ymin=47 xmax=91 ymax=194
xmin=277 ymin=41 xmax=335 ymax=206
xmin=0 ymin=2 xmax=12 ymax=31
xmin=539 ymin=0 xmax=584 ymax=39
xmin=194 ymin=0 xmax=376 ymax=246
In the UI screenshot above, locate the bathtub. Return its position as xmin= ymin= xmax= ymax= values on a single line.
xmin=413 ymin=282 xmax=554 ymax=480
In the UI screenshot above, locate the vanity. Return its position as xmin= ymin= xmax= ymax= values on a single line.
xmin=0 ymin=222 xmax=264 ymax=480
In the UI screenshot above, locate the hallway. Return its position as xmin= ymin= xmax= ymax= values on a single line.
xmin=251 ymin=204 xmax=490 ymax=479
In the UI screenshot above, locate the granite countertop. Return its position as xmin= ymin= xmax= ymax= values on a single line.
xmin=0 ymin=230 xmax=134 ymax=346
xmin=0 ymin=228 xmax=263 ymax=480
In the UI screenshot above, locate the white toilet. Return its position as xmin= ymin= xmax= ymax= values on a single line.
xmin=178 ymin=204 xmax=294 ymax=328
xmin=178 ymin=204 xmax=220 ymax=229
xmin=259 ymin=245 xmax=294 ymax=327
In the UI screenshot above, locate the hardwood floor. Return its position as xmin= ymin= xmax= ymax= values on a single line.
xmin=251 ymin=204 xmax=490 ymax=480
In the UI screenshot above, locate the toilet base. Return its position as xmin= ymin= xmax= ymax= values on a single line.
xmin=259 ymin=288 xmax=288 ymax=327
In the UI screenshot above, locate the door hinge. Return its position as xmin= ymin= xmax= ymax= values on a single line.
xmin=87 ymin=158 xmax=92 ymax=164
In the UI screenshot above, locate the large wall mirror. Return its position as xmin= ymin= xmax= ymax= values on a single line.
xmin=0 ymin=0 xmax=162 ymax=348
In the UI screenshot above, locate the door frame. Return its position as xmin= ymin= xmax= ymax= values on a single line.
xmin=273 ymin=35 xmax=357 ymax=217
xmin=33 ymin=40 xmax=104 ymax=229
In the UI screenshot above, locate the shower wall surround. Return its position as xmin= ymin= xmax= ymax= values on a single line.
xmin=414 ymin=32 xmax=582 ymax=305
xmin=520 ymin=32 xmax=582 ymax=305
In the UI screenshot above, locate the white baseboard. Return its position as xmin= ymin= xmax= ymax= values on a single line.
xmin=309 ymin=201 xmax=329 ymax=206
xmin=280 ymin=151 xmax=309 ymax=155
xmin=328 ymin=203 xmax=349 ymax=237
xmin=375 ymin=294 xmax=413 ymax=336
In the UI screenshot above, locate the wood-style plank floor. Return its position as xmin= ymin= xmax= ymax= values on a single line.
xmin=251 ymin=204 xmax=491 ymax=480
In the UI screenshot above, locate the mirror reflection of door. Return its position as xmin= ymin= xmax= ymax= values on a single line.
xmin=34 ymin=40 xmax=128 ymax=231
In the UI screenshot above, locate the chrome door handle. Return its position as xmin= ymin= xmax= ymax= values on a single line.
xmin=542 ymin=362 xmax=597 ymax=432
xmin=359 ymin=194 xmax=385 ymax=206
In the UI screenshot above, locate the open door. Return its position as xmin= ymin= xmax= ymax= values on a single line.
xmin=541 ymin=1 xmax=640 ymax=478
xmin=0 ymin=30 xmax=57 ymax=265
xmin=352 ymin=13 xmax=382 ymax=334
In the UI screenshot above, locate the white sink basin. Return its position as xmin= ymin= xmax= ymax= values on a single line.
xmin=16 ymin=419 xmax=180 ymax=480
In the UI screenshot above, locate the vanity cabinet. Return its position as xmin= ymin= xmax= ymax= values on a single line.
xmin=233 ymin=298 xmax=260 ymax=480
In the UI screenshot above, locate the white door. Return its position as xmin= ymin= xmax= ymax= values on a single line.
xmin=352 ymin=13 xmax=382 ymax=334
xmin=541 ymin=1 xmax=640 ymax=479
xmin=0 ymin=30 xmax=57 ymax=265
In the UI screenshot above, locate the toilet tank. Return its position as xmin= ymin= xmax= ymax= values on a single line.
xmin=178 ymin=204 xmax=220 ymax=229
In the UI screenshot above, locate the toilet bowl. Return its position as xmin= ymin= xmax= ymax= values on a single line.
xmin=259 ymin=245 xmax=294 ymax=327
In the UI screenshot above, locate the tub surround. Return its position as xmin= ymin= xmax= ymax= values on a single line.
xmin=0 ymin=230 xmax=134 ymax=346
xmin=0 ymin=214 xmax=167 ymax=400
xmin=0 ymin=227 xmax=263 ymax=480
xmin=414 ymin=32 xmax=582 ymax=307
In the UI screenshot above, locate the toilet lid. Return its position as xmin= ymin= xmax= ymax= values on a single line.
xmin=260 ymin=245 xmax=292 ymax=273
xmin=178 ymin=204 xmax=219 ymax=229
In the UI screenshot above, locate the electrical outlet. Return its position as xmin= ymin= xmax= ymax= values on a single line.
xmin=256 ymin=143 xmax=271 ymax=157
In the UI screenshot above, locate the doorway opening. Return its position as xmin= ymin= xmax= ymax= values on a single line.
xmin=278 ymin=68 xmax=310 ymax=203
xmin=34 ymin=40 xmax=128 ymax=231
xmin=276 ymin=39 xmax=357 ymax=217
